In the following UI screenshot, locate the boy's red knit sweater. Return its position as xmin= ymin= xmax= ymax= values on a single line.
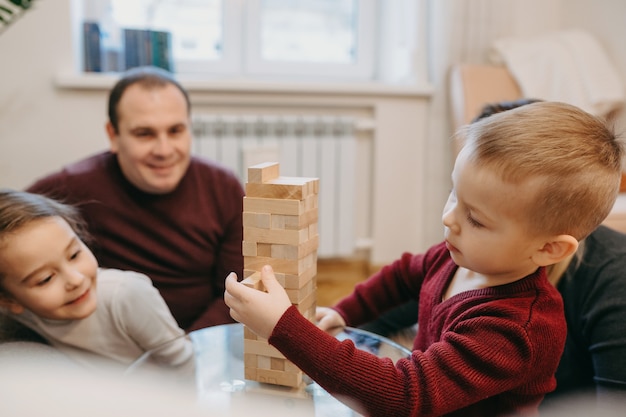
xmin=269 ymin=242 xmax=567 ymax=417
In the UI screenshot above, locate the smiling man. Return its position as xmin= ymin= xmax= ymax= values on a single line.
xmin=107 ymin=81 xmax=192 ymax=195
xmin=26 ymin=66 xmax=244 ymax=332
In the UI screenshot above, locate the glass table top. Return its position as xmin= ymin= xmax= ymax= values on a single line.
xmin=188 ymin=323 xmax=411 ymax=416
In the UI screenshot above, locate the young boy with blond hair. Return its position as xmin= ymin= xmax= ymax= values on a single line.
xmin=225 ymin=102 xmax=623 ymax=417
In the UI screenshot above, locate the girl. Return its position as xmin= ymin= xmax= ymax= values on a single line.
xmin=0 ymin=189 xmax=193 ymax=371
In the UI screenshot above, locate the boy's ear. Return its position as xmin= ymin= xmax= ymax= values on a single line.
xmin=532 ymin=235 xmax=579 ymax=267
xmin=0 ymin=296 xmax=24 ymax=315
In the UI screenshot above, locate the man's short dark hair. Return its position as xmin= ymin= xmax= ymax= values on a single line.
xmin=107 ymin=66 xmax=191 ymax=133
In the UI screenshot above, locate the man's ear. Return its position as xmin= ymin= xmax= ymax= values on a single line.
xmin=532 ymin=235 xmax=579 ymax=267
xmin=0 ymin=296 xmax=24 ymax=315
xmin=105 ymin=121 xmax=119 ymax=153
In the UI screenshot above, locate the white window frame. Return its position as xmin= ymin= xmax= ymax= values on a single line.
xmin=173 ymin=0 xmax=244 ymax=75
xmin=243 ymin=0 xmax=376 ymax=80
xmin=75 ymin=0 xmax=406 ymax=82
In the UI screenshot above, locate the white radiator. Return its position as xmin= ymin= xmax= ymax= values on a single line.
xmin=191 ymin=114 xmax=362 ymax=258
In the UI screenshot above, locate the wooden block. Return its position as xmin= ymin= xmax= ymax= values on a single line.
xmin=243 ymin=212 xmax=271 ymax=229
xmin=242 ymin=240 xmax=258 ymax=257
xmin=301 ymin=305 xmax=316 ymax=322
xmin=309 ymin=178 xmax=320 ymax=194
xmin=295 ymin=288 xmax=317 ymax=316
xmin=271 ymin=357 xmax=286 ymax=371
xmin=278 ymin=209 xmax=318 ymax=230
xmin=270 ymin=214 xmax=286 ymax=230
xmin=244 ymin=256 xmax=300 ymax=276
xmin=270 ymin=235 xmax=319 ymax=260
xmin=279 ymin=264 xmax=317 ymax=290
xmin=243 ymin=197 xmax=305 ymax=215
xmin=246 ymin=181 xmax=310 ymax=200
xmin=308 ymin=222 xmax=318 ymax=237
xmin=248 ymin=162 xmax=279 ymax=184
xmin=244 ymin=366 xmax=258 ymax=380
xmin=256 ymin=368 xmax=303 ymax=388
xmin=257 ymin=355 xmax=272 ymax=370
xmin=305 ymin=194 xmax=318 ymax=211
xmin=245 ymin=269 xmax=292 ymax=286
xmin=285 ymin=274 xmax=316 ymax=304
xmin=243 ymin=381 xmax=310 ymax=399
xmin=244 ymin=353 xmax=258 ymax=367
xmin=301 ymin=251 xmax=317 ymax=274
xmin=244 ymin=339 xmax=285 ymax=358
xmin=269 ymin=176 xmax=318 ymax=187
xmin=284 ymin=360 xmax=301 ymax=373
xmin=243 ymin=325 xmax=258 ymax=340
xmin=243 ymin=243 xmax=272 ymax=258
xmin=241 ymin=240 xmax=272 ymax=257
xmin=244 ymin=252 xmax=316 ymax=276
xmin=241 ymin=271 xmax=264 ymax=291
xmin=245 ymin=267 xmax=315 ymax=290
xmin=244 ymin=226 xmax=309 ymax=245
xmin=257 ymin=243 xmax=272 ymax=257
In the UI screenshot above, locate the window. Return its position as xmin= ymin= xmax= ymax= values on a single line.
xmin=78 ymin=0 xmax=418 ymax=82
xmin=245 ymin=0 xmax=374 ymax=78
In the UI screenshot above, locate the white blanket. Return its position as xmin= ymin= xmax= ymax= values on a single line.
xmin=489 ymin=29 xmax=624 ymax=117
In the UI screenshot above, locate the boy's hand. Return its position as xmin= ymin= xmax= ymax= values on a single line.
xmin=224 ymin=265 xmax=291 ymax=339
xmin=316 ymin=306 xmax=346 ymax=332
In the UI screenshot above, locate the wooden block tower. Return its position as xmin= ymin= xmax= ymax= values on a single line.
xmin=241 ymin=162 xmax=319 ymax=388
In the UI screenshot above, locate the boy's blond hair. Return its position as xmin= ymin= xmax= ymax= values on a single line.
xmin=454 ymin=101 xmax=622 ymax=240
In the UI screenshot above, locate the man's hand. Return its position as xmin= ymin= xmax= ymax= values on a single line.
xmin=224 ymin=265 xmax=292 ymax=339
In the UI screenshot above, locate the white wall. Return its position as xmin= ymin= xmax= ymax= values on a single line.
xmin=2 ymin=0 xmax=626 ymax=265
xmin=0 ymin=0 xmax=110 ymax=188
xmin=562 ymin=0 xmax=626 ymax=133
xmin=0 ymin=0 xmax=434 ymax=266
xmin=421 ymin=0 xmax=565 ymax=246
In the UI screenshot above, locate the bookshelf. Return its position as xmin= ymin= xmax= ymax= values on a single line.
xmin=82 ymin=23 xmax=173 ymax=73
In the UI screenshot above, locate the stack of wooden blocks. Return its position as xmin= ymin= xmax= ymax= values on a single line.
xmin=241 ymin=162 xmax=319 ymax=388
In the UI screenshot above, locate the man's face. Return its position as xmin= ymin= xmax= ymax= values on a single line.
xmin=106 ymin=83 xmax=192 ymax=194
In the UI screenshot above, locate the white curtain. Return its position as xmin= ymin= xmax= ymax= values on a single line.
xmin=419 ymin=0 xmax=564 ymax=245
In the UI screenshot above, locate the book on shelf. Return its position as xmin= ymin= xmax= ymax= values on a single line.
xmin=83 ymin=24 xmax=173 ymax=74
xmin=124 ymin=28 xmax=173 ymax=72
xmin=82 ymin=21 xmax=102 ymax=72
xmin=124 ymin=28 xmax=141 ymax=70
xmin=151 ymin=30 xmax=173 ymax=72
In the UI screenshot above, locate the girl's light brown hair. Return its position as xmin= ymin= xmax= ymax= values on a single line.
xmin=0 ymin=189 xmax=92 ymax=263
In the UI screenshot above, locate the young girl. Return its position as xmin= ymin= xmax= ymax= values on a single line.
xmin=0 ymin=189 xmax=193 ymax=371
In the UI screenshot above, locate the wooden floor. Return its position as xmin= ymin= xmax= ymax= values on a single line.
xmin=316 ymin=258 xmax=372 ymax=307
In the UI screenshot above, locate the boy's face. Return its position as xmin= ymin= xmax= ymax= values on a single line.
xmin=442 ymin=149 xmax=547 ymax=281
xmin=0 ymin=217 xmax=98 ymax=320
xmin=107 ymin=83 xmax=192 ymax=195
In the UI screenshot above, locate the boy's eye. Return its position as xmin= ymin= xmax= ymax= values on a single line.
xmin=466 ymin=212 xmax=483 ymax=228
xmin=70 ymin=250 xmax=81 ymax=260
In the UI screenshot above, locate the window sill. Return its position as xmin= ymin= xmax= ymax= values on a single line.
xmin=54 ymin=73 xmax=434 ymax=98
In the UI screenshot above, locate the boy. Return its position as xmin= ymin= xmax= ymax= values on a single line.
xmin=224 ymin=102 xmax=623 ymax=416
